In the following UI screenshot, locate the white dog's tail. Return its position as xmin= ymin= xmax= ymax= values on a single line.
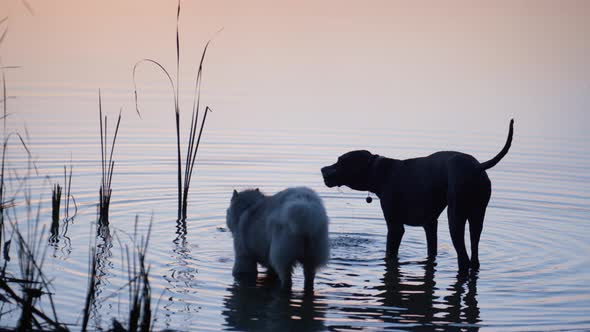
xmin=279 ymin=189 xmax=330 ymax=268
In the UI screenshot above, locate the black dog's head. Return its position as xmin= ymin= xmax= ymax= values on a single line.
xmin=321 ymin=150 xmax=374 ymax=191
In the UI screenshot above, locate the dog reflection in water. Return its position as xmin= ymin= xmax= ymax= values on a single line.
xmin=222 ymin=275 xmax=326 ymax=331
xmin=226 ymin=187 xmax=330 ymax=292
xmin=375 ymin=259 xmax=480 ymax=329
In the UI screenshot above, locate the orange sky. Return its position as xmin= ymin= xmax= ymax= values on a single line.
xmin=1 ymin=0 xmax=589 ymax=135
xmin=3 ymin=1 xmax=588 ymax=80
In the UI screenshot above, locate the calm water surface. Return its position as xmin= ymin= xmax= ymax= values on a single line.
xmin=1 ymin=92 xmax=588 ymax=331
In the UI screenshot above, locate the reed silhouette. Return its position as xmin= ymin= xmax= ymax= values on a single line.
xmin=1 ymin=190 xmax=68 ymax=331
xmin=0 ymin=70 xmax=66 ymax=330
xmin=49 ymin=163 xmax=76 ymax=246
xmin=123 ymin=216 xmax=153 ymax=332
xmin=0 ymin=9 xmax=157 ymax=330
xmin=81 ymin=217 xmax=154 ymax=332
xmin=51 ymin=183 xmax=61 ymax=233
xmin=97 ymin=91 xmax=121 ymax=225
xmin=133 ymin=0 xmax=214 ymax=221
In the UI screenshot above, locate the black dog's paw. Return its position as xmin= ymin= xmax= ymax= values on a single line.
xmin=470 ymin=259 xmax=480 ymax=271
xmin=458 ymin=259 xmax=471 ymax=276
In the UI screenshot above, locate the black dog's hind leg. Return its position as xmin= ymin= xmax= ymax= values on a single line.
xmin=468 ymin=206 xmax=487 ymax=270
xmin=424 ymin=219 xmax=438 ymax=259
xmin=385 ymin=223 xmax=405 ymax=259
xmin=468 ymin=175 xmax=491 ymax=271
xmin=448 ymin=204 xmax=470 ymax=273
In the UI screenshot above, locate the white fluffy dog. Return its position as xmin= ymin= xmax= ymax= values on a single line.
xmin=226 ymin=187 xmax=330 ymax=292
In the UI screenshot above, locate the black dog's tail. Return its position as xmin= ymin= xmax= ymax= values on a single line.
xmin=478 ymin=119 xmax=514 ymax=171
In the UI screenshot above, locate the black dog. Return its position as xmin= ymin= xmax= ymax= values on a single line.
xmin=321 ymin=120 xmax=514 ymax=272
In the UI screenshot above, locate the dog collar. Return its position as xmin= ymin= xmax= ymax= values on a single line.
xmin=368 ymin=155 xmax=383 ymax=194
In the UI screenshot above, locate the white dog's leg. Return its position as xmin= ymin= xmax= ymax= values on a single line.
xmin=269 ymin=235 xmax=295 ymax=290
xmin=303 ymin=264 xmax=316 ymax=292
xmin=275 ymin=264 xmax=293 ymax=290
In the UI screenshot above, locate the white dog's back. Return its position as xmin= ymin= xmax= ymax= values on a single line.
xmin=268 ymin=187 xmax=330 ymax=269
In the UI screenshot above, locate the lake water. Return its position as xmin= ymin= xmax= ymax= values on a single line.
xmin=1 ymin=2 xmax=590 ymax=331
xmin=1 ymin=97 xmax=589 ymax=331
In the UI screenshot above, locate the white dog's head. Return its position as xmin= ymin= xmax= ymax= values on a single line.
xmin=226 ymin=188 xmax=265 ymax=233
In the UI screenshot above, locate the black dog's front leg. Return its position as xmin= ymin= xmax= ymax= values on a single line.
xmin=382 ymin=200 xmax=405 ymax=259
xmin=424 ymin=219 xmax=438 ymax=259
xmin=385 ymin=222 xmax=405 ymax=259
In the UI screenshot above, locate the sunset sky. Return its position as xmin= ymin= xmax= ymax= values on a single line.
xmin=1 ymin=0 xmax=589 ymax=136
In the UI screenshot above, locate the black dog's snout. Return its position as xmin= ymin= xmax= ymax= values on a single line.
xmin=321 ymin=164 xmax=339 ymax=188
xmin=321 ymin=165 xmax=336 ymax=178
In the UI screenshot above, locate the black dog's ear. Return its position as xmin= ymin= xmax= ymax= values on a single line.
xmin=232 ymin=189 xmax=238 ymax=199
xmin=255 ymin=188 xmax=260 ymax=192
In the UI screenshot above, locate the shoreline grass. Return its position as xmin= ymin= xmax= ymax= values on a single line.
xmin=0 ymin=2 xmax=211 ymax=329
xmin=0 ymin=63 xmax=66 ymax=331
xmin=4 ymin=190 xmax=67 ymax=331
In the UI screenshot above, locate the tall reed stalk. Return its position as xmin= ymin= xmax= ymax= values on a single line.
xmin=133 ymin=0 xmax=214 ymax=221
xmin=50 ymin=183 xmax=61 ymax=242
xmin=1 ymin=70 xmax=6 ymax=262
xmin=63 ymin=163 xmax=75 ymax=220
xmin=97 ymin=91 xmax=121 ymax=225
